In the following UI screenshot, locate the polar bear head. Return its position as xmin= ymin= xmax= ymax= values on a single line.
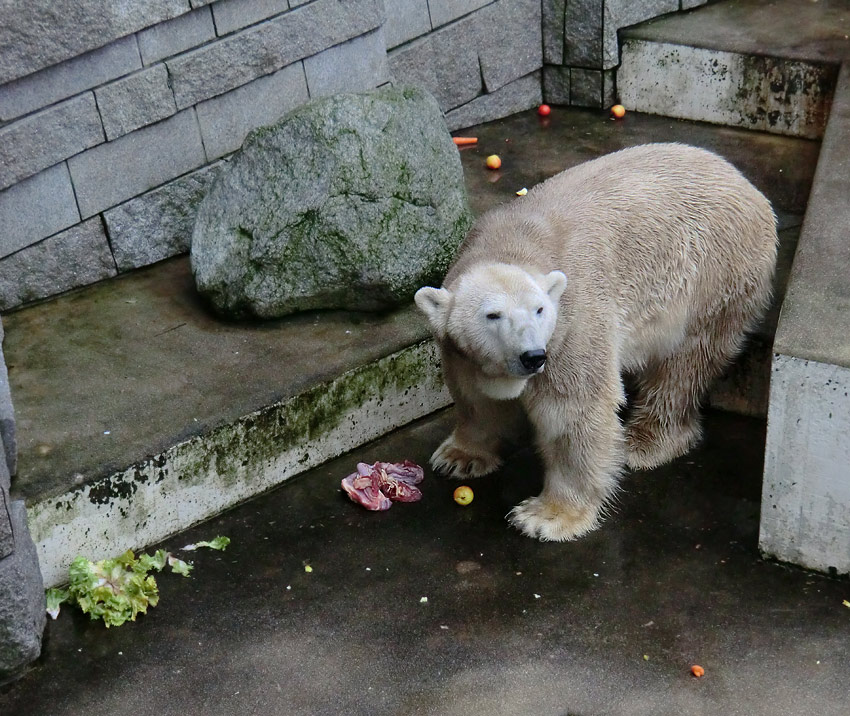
xmin=415 ymin=263 xmax=567 ymax=392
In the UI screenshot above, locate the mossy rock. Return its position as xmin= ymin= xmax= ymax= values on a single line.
xmin=191 ymin=85 xmax=473 ymax=319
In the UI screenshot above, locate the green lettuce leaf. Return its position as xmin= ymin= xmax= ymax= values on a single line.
xmin=45 ymin=587 xmax=69 ymax=620
xmin=182 ymin=536 xmax=231 ymax=551
xmin=168 ymin=555 xmax=193 ymax=577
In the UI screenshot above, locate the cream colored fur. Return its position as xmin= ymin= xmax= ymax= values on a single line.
xmin=415 ymin=143 xmax=777 ymax=542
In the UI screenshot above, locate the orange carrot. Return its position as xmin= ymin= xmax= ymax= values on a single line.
xmin=452 ymin=137 xmax=478 ymax=146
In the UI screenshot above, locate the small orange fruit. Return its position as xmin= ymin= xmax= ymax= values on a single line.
xmin=537 ymin=104 xmax=551 ymax=117
xmin=485 ymin=154 xmax=502 ymax=170
xmin=453 ymin=485 xmax=474 ymax=506
xmin=611 ymin=104 xmax=626 ymax=119
xmin=690 ymin=664 xmax=705 ymax=678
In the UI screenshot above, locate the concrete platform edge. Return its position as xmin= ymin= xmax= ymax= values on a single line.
xmin=30 ymin=339 xmax=450 ymax=587
xmin=618 ymin=38 xmax=835 ymax=139
xmin=760 ymin=354 xmax=850 ymax=575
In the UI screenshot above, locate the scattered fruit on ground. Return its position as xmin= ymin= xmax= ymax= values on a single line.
xmin=486 ymin=155 xmax=502 ymax=170
xmin=453 ymin=485 xmax=474 ymax=505
xmin=538 ymin=104 xmax=551 ymax=117
xmin=611 ymin=104 xmax=626 ymax=118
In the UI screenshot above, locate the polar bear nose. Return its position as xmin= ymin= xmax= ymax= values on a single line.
xmin=520 ymin=349 xmax=547 ymax=371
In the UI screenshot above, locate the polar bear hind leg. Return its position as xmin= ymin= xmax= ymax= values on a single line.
xmin=625 ymin=302 xmax=753 ymax=470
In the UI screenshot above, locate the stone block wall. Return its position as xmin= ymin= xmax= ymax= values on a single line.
xmin=542 ymin=0 xmax=707 ymax=107
xmin=0 ymin=0 xmax=391 ymax=312
xmin=0 ymin=0 xmax=695 ymax=313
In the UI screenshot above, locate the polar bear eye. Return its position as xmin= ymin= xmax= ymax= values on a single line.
xmin=486 ymin=312 xmax=501 ymax=320
xmin=536 ymin=306 xmax=544 ymax=315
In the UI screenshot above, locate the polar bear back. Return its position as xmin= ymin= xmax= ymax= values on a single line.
xmin=446 ymin=143 xmax=777 ymax=349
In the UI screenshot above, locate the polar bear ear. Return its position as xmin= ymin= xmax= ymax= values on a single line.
xmin=414 ymin=286 xmax=452 ymax=337
xmin=542 ymin=270 xmax=567 ymax=301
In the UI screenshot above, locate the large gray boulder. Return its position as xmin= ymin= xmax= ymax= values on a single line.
xmin=0 ymin=501 xmax=46 ymax=681
xmin=191 ymin=85 xmax=473 ymax=319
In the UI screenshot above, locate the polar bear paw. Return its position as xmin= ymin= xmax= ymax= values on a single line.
xmin=430 ymin=434 xmax=502 ymax=478
xmin=626 ymin=417 xmax=702 ymax=471
xmin=507 ymin=496 xmax=601 ymax=541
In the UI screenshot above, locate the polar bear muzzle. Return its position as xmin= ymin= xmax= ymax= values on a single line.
xmin=519 ymin=349 xmax=547 ymax=372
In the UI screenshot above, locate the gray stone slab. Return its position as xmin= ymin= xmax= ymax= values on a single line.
xmin=445 ymin=71 xmax=540 ymax=131
xmin=682 ymin=0 xmax=708 ymax=8
xmin=104 ymin=162 xmax=224 ymax=271
xmin=542 ymin=0 xmax=565 ymax=65
xmin=618 ymin=40 xmax=836 ymax=139
xmin=761 ymin=357 xmax=850 ymax=574
xmin=773 ymin=62 xmax=850 ymax=367
xmin=212 ymin=0 xmax=289 ymax=36
xmin=68 ymin=109 xmax=207 ymax=218
xmin=0 ymin=94 xmax=105 ymax=191
xmin=196 ymin=62 xmax=308 ymax=160
xmin=0 ymin=501 xmax=45 ymax=680
xmin=0 ymin=36 xmax=141 ymax=123
xmin=387 ymin=38 xmax=440 ymax=103
xmin=0 ymin=0 xmax=190 ymax=85
xmin=0 ymin=218 xmax=117 ymax=312
xmin=564 ymin=0 xmax=602 ymax=67
xmin=190 ymin=0 xmax=216 ymax=6
xmin=477 ymin=0 xmax=542 ymax=93
xmin=570 ymin=67 xmax=602 ymax=107
xmin=429 ymin=0 xmax=492 ymax=28
xmin=623 ymin=0 xmax=850 ymax=64
xmin=304 ymin=29 xmax=390 ymax=98
xmin=383 ymin=0 xmax=431 ymax=49
xmin=167 ymin=0 xmax=383 ymax=108
xmin=95 ymin=65 xmax=178 ymax=141
xmin=429 ymin=15 xmax=483 ymax=110
xmin=603 ymin=0 xmax=679 ymax=69
xmin=0 ymin=165 xmax=80 ymax=260
xmin=542 ymin=64 xmax=570 ymax=104
xmin=0 ymin=317 xmax=15 ymax=482
xmin=0 ymin=488 xmax=12 ymax=559
xmin=138 ymin=7 xmax=217 ymax=66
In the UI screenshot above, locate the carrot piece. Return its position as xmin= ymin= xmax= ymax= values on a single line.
xmin=452 ymin=137 xmax=478 ymax=146
xmin=690 ymin=665 xmax=705 ymax=678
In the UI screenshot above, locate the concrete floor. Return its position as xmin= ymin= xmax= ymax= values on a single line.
xmin=2 ymin=408 xmax=849 ymax=715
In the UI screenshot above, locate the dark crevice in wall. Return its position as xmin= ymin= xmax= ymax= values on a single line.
xmin=98 ymin=213 xmax=120 ymax=274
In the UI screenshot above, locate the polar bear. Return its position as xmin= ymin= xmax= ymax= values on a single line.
xmin=415 ymin=143 xmax=777 ymax=541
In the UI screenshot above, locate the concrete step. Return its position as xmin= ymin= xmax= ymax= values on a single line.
xmin=618 ymin=0 xmax=850 ymax=138
xmin=4 ymin=106 xmax=819 ymax=587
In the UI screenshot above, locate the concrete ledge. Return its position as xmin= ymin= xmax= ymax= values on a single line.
xmin=772 ymin=62 xmax=850 ymax=368
xmin=618 ymin=39 xmax=836 ymax=139
xmin=760 ymin=63 xmax=850 ymax=574
xmin=31 ymin=340 xmax=448 ymax=587
xmin=760 ymin=356 xmax=850 ymax=574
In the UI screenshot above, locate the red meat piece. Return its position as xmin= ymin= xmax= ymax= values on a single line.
xmin=341 ymin=463 xmax=392 ymax=511
xmin=341 ymin=460 xmax=424 ymax=510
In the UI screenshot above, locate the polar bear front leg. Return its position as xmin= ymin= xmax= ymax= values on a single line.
xmin=509 ymin=395 xmax=624 ymax=541
xmin=432 ymin=395 xmax=523 ymax=478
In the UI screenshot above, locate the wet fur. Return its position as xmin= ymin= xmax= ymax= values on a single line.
xmin=416 ymin=143 xmax=777 ymax=541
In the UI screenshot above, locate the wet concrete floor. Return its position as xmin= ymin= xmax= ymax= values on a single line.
xmin=2 ymin=409 xmax=849 ymax=715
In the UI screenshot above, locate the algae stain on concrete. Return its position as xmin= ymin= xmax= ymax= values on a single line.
xmin=175 ymin=341 xmax=442 ymax=489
